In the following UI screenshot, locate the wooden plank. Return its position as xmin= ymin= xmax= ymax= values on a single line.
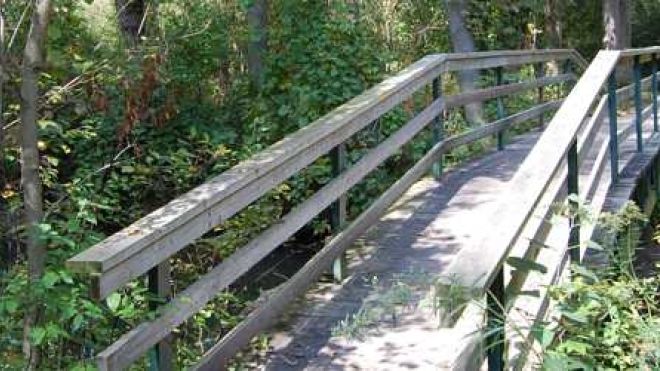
xmin=191 ymin=102 xmax=560 ymax=369
xmin=96 ymin=97 xmax=563 ymax=369
xmin=442 ymin=100 xmax=563 ymax=151
xmin=438 ymin=51 xmax=621 ymax=296
xmin=441 ymin=49 xmax=577 ymax=73
xmin=620 ymin=46 xmax=660 ymax=58
xmin=191 ymin=109 xmax=490 ymax=369
xmin=444 ymin=74 xmax=574 ymax=110
xmin=93 ymin=99 xmax=448 ymax=370
xmin=69 ymin=51 xmax=581 ymax=299
xmin=75 ymin=50 xmax=577 ymax=277
xmin=67 ymin=54 xmax=446 ymax=282
xmin=617 ymin=75 xmax=652 ymax=103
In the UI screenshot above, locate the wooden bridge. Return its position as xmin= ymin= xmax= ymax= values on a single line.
xmin=67 ymin=47 xmax=660 ymax=370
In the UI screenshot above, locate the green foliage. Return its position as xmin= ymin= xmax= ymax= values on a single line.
xmin=3 ymin=0 xmax=655 ymax=369
xmin=537 ymin=202 xmax=659 ymax=370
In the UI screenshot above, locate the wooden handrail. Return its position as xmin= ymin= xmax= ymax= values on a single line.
xmin=438 ymin=50 xmax=620 ymax=296
xmin=67 ymin=49 xmax=583 ymax=370
xmin=438 ymin=46 xmax=660 ymax=368
xmin=67 ymin=49 xmax=581 ymax=299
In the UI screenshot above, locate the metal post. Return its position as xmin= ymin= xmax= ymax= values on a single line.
xmin=652 ymin=54 xmax=658 ymax=132
xmin=432 ymin=76 xmax=444 ymax=178
xmin=634 ymin=55 xmax=643 ymax=152
xmin=148 ymin=262 xmax=173 ymax=371
xmin=331 ymin=144 xmax=347 ymax=282
xmin=535 ymin=62 xmax=545 ymax=129
xmin=495 ymin=67 xmax=506 ymax=150
xmin=567 ymin=140 xmax=580 ymax=265
xmin=487 ymin=267 xmax=505 ymax=371
xmin=608 ymin=72 xmax=619 ymax=183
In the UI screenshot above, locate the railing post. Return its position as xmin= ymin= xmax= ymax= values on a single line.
xmin=652 ymin=53 xmax=658 ymax=132
xmin=331 ymin=144 xmax=348 ymax=282
xmin=487 ymin=267 xmax=505 ymax=371
xmin=634 ymin=55 xmax=644 ymax=152
xmin=148 ymin=262 xmax=173 ymax=371
xmin=535 ymin=62 xmax=545 ymax=129
xmin=432 ymin=76 xmax=444 ymax=178
xmin=608 ymin=71 xmax=619 ymax=183
xmin=495 ymin=67 xmax=506 ymax=150
xmin=567 ymin=139 xmax=580 ymax=265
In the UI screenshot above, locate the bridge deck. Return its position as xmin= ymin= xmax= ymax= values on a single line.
xmin=263 ymin=133 xmax=537 ymax=370
xmin=258 ymin=131 xmax=548 ymax=370
xmin=253 ymin=109 xmax=658 ymax=370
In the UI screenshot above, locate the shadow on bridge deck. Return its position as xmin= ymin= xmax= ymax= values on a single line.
xmin=259 ymin=132 xmax=542 ymax=370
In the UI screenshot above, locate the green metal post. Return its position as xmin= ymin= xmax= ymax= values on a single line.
xmin=652 ymin=54 xmax=658 ymax=132
xmin=608 ymin=72 xmax=619 ymax=183
xmin=634 ymin=55 xmax=643 ymax=152
xmin=495 ymin=67 xmax=506 ymax=150
xmin=535 ymin=62 xmax=545 ymax=129
xmin=567 ymin=140 xmax=580 ymax=265
xmin=331 ymin=144 xmax=347 ymax=282
xmin=148 ymin=262 xmax=173 ymax=371
xmin=487 ymin=267 xmax=505 ymax=371
xmin=432 ymin=76 xmax=444 ymax=178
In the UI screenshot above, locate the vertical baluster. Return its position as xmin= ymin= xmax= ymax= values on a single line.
xmin=535 ymin=62 xmax=545 ymax=129
xmin=567 ymin=139 xmax=580 ymax=265
xmin=608 ymin=71 xmax=619 ymax=183
xmin=331 ymin=144 xmax=348 ymax=282
xmin=487 ymin=267 xmax=505 ymax=371
xmin=432 ymin=76 xmax=444 ymax=178
xmin=634 ymin=55 xmax=643 ymax=152
xmin=495 ymin=67 xmax=506 ymax=150
xmin=148 ymin=262 xmax=173 ymax=371
xmin=563 ymin=59 xmax=574 ymax=92
xmin=652 ymin=54 xmax=658 ymax=132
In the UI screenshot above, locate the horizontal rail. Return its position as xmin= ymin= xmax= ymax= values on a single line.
xmin=437 ymin=50 xmax=621 ymax=296
xmin=66 ymin=48 xmax=583 ymax=369
xmin=194 ymin=101 xmax=563 ymax=370
xmin=95 ymin=98 xmax=564 ymax=370
xmin=68 ymin=51 xmax=580 ymax=299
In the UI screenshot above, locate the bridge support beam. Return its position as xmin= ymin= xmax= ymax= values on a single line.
xmin=486 ymin=267 xmax=505 ymax=371
xmin=634 ymin=55 xmax=644 ymax=152
xmin=652 ymin=54 xmax=658 ymax=132
xmin=535 ymin=63 xmax=545 ymax=129
xmin=432 ymin=76 xmax=445 ymax=178
xmin=331 ymin=144 xmax=348 ymax=282
xmin=567 ymin=140 xmax=580 ymax=265
xmin=495 ymin=67 xmax=506 ymax=150
xmin=608 ymin=71 xmax=619 ymax=183
xmin=148 ymin=262 xmax=173 ymax=371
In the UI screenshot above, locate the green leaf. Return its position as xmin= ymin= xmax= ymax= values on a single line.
xmin=571 ymin=264 xmax=599 ymax=282
xmin=506 ymin=257 xmax=548 ymax=274
xmin=562 ymin=310 xmax=588 ymax=324
xmin=30 ymin=327 xmax=47 ymax=345
xmin=106 ymin=293 xmax=122 ymax=312
xmin=531 ymin=325 xmax=556 ymax=348
xmin=41 ymin=271 xmax=60 ymax=288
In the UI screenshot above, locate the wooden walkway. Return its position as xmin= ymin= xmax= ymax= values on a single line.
xmin=258 ymin=111 xmax=659 ymax=370
xmin=64 ymin=48 xmax=660 ymax=371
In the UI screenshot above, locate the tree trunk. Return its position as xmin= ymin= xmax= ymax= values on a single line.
xmin=445 ymin=0 xmax=484 ymax=125
xmin=246 ymin=0 xmax=267 ymax=89
xmin=20 ymin=0 xmax=51 ymax=368
xmin=603 ymin=0 xmax=631 ymax=50
xmin=544 ymin=0 xmax=562 ymax=74
xmin=0 ymin=0 xmax=9 ymax=270
xmin=115 ymin=0 xmax=146 ymax=45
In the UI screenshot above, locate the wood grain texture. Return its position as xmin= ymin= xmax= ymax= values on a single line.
xmin=439 ymin=50 xmax=621 ymax=295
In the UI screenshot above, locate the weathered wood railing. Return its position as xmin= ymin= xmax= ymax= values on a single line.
xmin=438 ymin=46 xmax=660 ymax=369
xmin=67 ymin=49 xmax=586 ymax=370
